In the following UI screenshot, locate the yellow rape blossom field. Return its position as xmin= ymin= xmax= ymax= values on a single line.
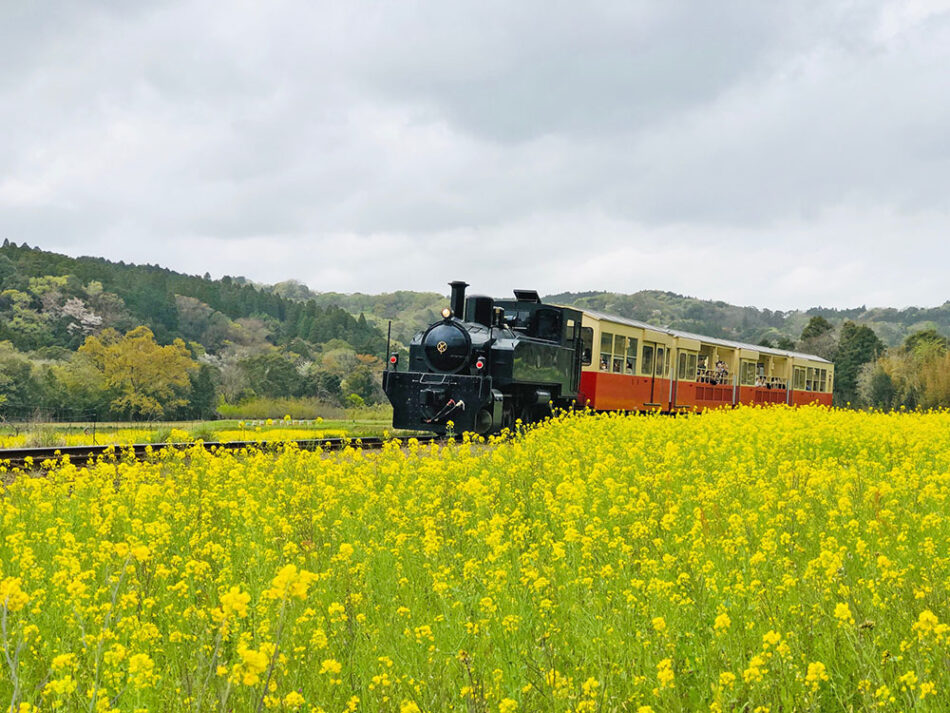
xmin=2 ymin=406 xmax=949 ymax=712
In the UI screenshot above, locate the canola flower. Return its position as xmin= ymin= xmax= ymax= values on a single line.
xmin=0 ymin=406 xmax=949 ymax=710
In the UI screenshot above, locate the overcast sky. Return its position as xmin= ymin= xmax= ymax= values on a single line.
xmin=2 ymin=1 xmax=949 ymax=309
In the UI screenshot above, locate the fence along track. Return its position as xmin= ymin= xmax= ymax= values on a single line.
xmin=0 ymin=435 xmax=444 ymax=469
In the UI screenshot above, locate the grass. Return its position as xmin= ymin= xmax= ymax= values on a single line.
xmin=0 ymin=405 xmax=406 ymax=448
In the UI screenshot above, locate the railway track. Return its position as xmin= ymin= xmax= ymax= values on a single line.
xmin=0 ymin=434 xmax=444 ymax=469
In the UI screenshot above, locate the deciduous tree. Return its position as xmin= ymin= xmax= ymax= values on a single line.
xmin=79 ymin=326 xmax=196 ymax=419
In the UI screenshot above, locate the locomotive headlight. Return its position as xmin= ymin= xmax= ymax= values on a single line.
xmin=475 ymin=358 xmax=485 ymax=370
xmin=441 ymin=307 xmax=452 ymax=319
xmin=389 ymin=353 xmax=398 ymax=366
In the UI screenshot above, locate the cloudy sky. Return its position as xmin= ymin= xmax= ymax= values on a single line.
xmin=2 ymin=1 xmax=949 ymax=309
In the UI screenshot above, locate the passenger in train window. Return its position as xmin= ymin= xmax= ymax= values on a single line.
xmin=600 ymin=357 xmax=608 ymax=370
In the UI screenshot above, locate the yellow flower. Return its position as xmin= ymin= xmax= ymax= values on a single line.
xmin=400 ymin=701 xmax=421 ymax=713
xmin=652 ymin=616 xmax=667 ymax=633
xmin=499 ymin=698 xmax=518 ymax=713
xmin=805 ymin=662 xmax=829 ymax=692
xmin=46 ymin=675 xmax=77 ymax=696
xmin=51 ymin=653 xmax=77 ymax=672
xmin=834 ymin=602 xmax=854 ymax=627
xmin=913 ymin=610 xmax=939 ymax=639
xmin=0 ymin=577 xmax=29 ymax=612
xmin=283 ymin=691 xmax=306 ymax=708
xmin=582 ymin=677 xmax=599 ymax=697
xmin=743 ymin=655 xmax=766 ymax=684
xmin=232 ymin=644 xmax=272 ymax=686
xmin=128 ymin=653 xmax=158 ymax=689
xmin=657 ymin=658 xmax=674 ymax=689
xmin=713 ymin=612 xmax=731 ymax=632
xmin=264 ymin=564 xmax=318 ymax=601
xmin=213 ymin=585 xmax=251 ymax=622
xmin=320 ymin=659 xmax=343 ymax=675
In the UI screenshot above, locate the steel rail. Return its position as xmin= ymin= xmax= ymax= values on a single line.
xmin=0 ymin=434 xmax=444 ymax=469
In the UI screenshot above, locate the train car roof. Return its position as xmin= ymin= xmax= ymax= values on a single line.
xmin=576 ymin=307 xmax=833 ymax=365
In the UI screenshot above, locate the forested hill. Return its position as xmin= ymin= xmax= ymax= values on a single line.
xmin=267 ymin=279 xmax=950 ymax=349
xmin=545 ymin=290 xmax=950 ymax=348
xmin=0 ymin=241 xmax=383 ymax=355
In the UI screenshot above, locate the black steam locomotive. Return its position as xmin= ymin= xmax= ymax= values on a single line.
xmin=382 ymin=281 xmax=583 ymax=434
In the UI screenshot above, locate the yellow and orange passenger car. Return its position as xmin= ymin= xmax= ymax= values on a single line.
xmin=576 ymin=309 xmax=833 ymax=412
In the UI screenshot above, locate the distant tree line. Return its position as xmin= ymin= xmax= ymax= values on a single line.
xmin=790 ymin=315 xmax=950 ymax=409
xmin=0 ymin=242 xmax=388 ymax=420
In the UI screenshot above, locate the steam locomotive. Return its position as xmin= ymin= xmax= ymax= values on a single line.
xmin=382 ymin=281 xmax=583 ymax=435
xmin=382 ymin=281 xmax=834 ymax=435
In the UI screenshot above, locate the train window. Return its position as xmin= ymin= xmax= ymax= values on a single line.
xmin=794 ymin=367 xmax=806 ymax=390
xmin=626 ymin=338 xmax=638 ymax=374
xmin=612 ymin=336 xmax=625 ymax=373
xmin=678 ymin=352 xmax=699 ymax=381
xmin=665 ymin=348 xmax=671 ymax=377
xmin=642 ymin=345 xmax=654 ymax=375
xmin=600 ymin=332 xmax=613 ymax=370
xmin=656 ymin=347 xmax=665 ymax=376
xmin=740 ymin=361 xmax=756 ymax=386
xmin=819 ymin=368 xmax=827 ymax=392
xmin=580 ymin=327 xmax=593 ymax=366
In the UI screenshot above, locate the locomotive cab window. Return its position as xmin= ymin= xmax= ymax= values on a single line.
xmin=580 ymin=327 xmax=593 ymax=366
xmin=533 ymin=308 xmax=562 ymax=342
xmin=506 ymin=309 xmax=529 ymax=330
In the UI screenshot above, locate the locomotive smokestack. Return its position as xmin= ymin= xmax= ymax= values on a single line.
xmin=449 ymin=281 xmax=468 ymax=319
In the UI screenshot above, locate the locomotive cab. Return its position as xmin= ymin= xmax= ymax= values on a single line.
xmin=382 ymin=282 xmax=583 ymax=435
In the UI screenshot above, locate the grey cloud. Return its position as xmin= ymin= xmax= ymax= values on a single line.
xmin=0 ymin=0 xmax=948 ymax=308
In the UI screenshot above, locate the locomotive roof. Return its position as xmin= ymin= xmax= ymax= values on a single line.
xmin=576 ymin=307 xmax=833 ymax=365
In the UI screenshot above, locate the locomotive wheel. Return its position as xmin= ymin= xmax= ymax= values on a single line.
xmin=502 ymin=402 xmax=515 ymax=431
xmin=475 ymin=407 xmax=493 ymax=435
